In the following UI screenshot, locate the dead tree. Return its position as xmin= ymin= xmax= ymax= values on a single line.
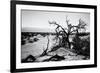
xmin=48 ymin=21 xmax=68 ymax=47
xmin=49 ymin=17 xmax=75 ymax=48
xmin=49 ymin=17 xmax=87 ymax=49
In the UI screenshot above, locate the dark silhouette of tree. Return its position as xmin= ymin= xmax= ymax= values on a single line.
xmin=49 ymin=16 xmax=87 ymax=49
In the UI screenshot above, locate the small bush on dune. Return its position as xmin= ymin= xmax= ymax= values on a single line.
xmin=21 ymin=40 xmax=26 ymax=45
xmin=41 ymin=34 xmax=46 ymax=37
xmin=21 ymin=38 xmax=27 ymax=45
xmin=34 ymin=38 xmax=39 ymax=42
xmin=28 ymin=37 xmax=39 ymax=43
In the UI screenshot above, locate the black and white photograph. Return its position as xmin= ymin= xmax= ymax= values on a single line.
xmin=11 ymin=1 xmax=97 ymax=72
xmin=21 ymin=10 xmax=90 ymax=63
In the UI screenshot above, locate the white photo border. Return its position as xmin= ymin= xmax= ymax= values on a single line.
xmin=16 ymin=4 xmax=95 ymax=69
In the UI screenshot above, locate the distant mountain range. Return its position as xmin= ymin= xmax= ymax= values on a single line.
xmin=22 ymin=27 xmax=90 ymax=36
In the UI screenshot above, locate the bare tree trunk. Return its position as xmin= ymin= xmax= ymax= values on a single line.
xmin=39 ymin=35 xmax=50 ymax=57
xmin=67 ymin=34 xmax=71 ymax=49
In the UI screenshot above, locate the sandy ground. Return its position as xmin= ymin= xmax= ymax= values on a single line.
xmin=21 ymin=35 xmax=86 ymax=62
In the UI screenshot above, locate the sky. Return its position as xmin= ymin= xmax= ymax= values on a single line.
xmin=21 ymin=10 xmax=90 ymax=32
